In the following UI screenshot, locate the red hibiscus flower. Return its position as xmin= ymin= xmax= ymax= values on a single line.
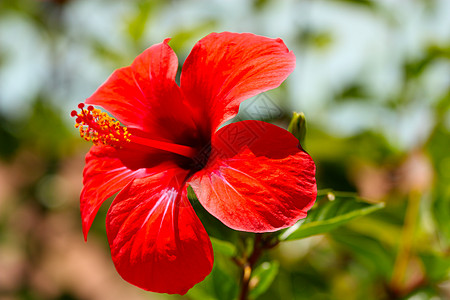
xmin=72 ymin=32 xmax=317 ymax=295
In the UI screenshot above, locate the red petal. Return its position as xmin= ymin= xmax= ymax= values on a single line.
xmin=86 ymin=40 xmax=198 ymax=143
xmin=106 ymin=167 xmax=213 ymax=294
xmin=189 ymin=121 xmax=316 ymax=232
xmin=180 ymin=32 xmax=296 ymax=133
xmin=81 ymin=146 xmax=149 ymax=240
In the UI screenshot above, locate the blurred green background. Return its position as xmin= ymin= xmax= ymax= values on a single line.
xmin=0 ymin=0 xmax=449 ymax=299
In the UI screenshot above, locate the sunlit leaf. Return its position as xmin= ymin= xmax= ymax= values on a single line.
xmin=279 ymin=192 xmax=384 ymax=241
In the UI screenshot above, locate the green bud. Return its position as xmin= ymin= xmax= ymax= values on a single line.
xmin=287 ymin=112 xmax=307 ymax=144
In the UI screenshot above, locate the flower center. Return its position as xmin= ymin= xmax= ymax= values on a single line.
xmin=71 ymin=103 xmax=197 ymax=158
xmin=190 ymin=143 xmax=212 ymax=172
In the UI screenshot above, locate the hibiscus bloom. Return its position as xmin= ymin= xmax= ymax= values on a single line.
xmin=72 ymin=32 xmax=316 ymax=295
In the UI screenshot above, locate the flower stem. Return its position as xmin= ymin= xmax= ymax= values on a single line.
xmin=236 ymin=234 xmax=279 ymax=300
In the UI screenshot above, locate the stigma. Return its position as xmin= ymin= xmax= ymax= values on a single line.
xmin=71 ymin=103 xmax=131 ymax=147
xmin=71 ymin=103 xmax=197 ymax=159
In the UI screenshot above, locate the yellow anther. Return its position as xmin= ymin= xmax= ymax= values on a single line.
xmin=71 ymin=104 xmax=131 ymax=147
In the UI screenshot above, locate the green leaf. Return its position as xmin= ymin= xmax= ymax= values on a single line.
xmin=187 ymin=253 xmax=238 ymax=300
xmin=329 ymin=0 xmax=376 ymax=9
xmin=210 ymin=237 xmax=237 ymax=257
xmin=279 ymin=192 xmax=384 ymax=241
xmin=420 ymin=252 xmax=450 ymax=282
xmin=330 ymin=228 xmax=395 ymax=278
xmin=212 ymin=262 xmax=238 ymax=300
xmin=186 ymin=285 xmax=216 ymax=300
xmin=126 ymin=1 xmax=158 ymax=42
xmin=249 ymin=261 xmax=280 ymax=299
xmin=432 ymin=186 xmax=450 ymax=247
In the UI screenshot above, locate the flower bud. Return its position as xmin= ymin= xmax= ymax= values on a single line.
xmin=288 ymin=112 xmax=307 ymax=144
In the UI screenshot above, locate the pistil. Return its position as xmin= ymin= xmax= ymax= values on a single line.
xmin=72 ymin=103 xmax=196 ymax=158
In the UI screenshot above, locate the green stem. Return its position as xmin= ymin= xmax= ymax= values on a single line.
xmin=236 ymin=234 xmax=279 ymax=300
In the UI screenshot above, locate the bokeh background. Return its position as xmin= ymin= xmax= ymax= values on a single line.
xmin=0 ymin=0 xmax=449 ymax=299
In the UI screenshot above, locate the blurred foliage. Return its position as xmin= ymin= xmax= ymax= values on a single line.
xmin=0 ymin=0 xmax=449 ymax=299
xmin=279 ymin=191 xmax=384 ymax=241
